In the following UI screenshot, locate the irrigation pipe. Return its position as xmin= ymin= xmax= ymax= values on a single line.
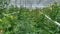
xmin=40 ymin=12 xmax=60 ymax=27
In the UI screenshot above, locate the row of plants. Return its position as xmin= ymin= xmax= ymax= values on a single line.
xmin=0 ymin=1 xmax=60 ymax=34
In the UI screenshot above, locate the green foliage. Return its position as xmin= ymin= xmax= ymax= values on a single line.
xmin=0 ymin=2 xmax=60 ymax=34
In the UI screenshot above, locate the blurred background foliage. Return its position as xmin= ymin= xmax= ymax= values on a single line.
xmin=0 ymin=0 xmax=60 ymax=34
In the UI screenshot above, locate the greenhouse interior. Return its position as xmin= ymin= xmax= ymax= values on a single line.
xmin=0 ymin=0 xmax=60 ymax=34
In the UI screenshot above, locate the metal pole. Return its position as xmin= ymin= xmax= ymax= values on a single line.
xmin=15 ymin=0 xmax=17 ymax=7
